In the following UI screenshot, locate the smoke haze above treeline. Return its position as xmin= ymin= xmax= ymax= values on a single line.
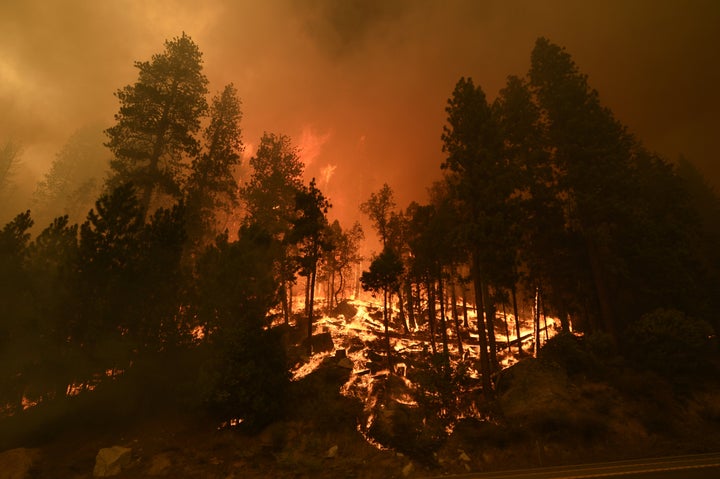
xmin=2 ymin=0 xmax=719 ymax=229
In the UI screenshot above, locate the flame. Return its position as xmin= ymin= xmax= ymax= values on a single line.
xmin=320 ymin=163 xmax=337 ymax=189
xmin=297 ymin=126 xmax=331 ymax=167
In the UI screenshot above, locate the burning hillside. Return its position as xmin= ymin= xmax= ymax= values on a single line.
xmin=286 ymin=296 xmax=559 ymax=454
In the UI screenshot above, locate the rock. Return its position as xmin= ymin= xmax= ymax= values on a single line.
xmin=402 ymin=461 xmax=414 ymax=477
xmin=93 ymin=446 xmax=132 ymax=477
xmin=301 ymin=332 xmax=334 ymax=354
xmin=0 ymin=448 xmax=38 ymax=479
xmin=333 ymin=300 xmax=358 ymax=319
xmin=335 ymin=348 xmax=347 ymax=358
xmin=325 ymin=445 xmax=339 ymax=458
xmin=258 ymin=422 xmax=287 ymax=449
xmin=337 ymin=357 xmax=354 ymax=369
xmin=147 ymin=453 xmax=172 ymax=476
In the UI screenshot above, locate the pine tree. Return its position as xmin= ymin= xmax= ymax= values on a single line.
xmin=241 ymin=133 xmax=304 ymax=323
xmin=185 ymin=84 xmax=243 ymax=250
xmin=287 ymin=179 xmax=332 ymax=355
xmin=105 ymin=33 xmax=209 ymax=214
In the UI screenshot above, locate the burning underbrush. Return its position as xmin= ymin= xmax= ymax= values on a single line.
xmin=286 ymin=297 xmax=555 ymax=462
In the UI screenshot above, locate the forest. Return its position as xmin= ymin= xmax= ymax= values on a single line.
xmin=1 ymin=33 xmax=720 ymax=476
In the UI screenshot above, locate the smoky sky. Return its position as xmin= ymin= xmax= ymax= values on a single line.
xmin=1 ymin=0 xmax=719 ymax=232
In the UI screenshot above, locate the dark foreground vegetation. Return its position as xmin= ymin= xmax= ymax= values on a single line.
xmin=1 ymin=33 xmax=719 ymax=477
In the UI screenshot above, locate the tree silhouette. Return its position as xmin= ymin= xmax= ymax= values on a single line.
xmin=360 ymin=183 xmax=396 ymax=248
xmin=287 ymin=179 xmax=332 ymax=355
xmin=105 ymin=33 xmax=209 ymax=214
xmin=185 ymin=84 xmax=243 ymax=252
xmin=241 ymin=132 xmax=304 ymax=324
xmin=361 ymin=246 xmax=403 ymax=369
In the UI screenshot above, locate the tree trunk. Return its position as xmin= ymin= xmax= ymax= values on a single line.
xmin=462 ymin=283 xmax=469 ymax=329
xmin=503 ymin=303 xmax=511 ymax=353
xmin=511 ymin=284 xmax=522 ymax=355
xmin=383 ymin=287 xmax=392 ymax=370
xmin=560 ymin=309 xmax=570 ymax=333
xmin=405 ymin=280 xmax=416 ymax=330
xmin=534 ymin=287 xmax=541 ymax=357
xmin=335 ymin=267 xmax=344 ymax=307
xmin=438 ymin=273 xmax=450 ymax=362
xmin=281 ymin=280 xmax=290 ymax=325
xmin=289 ymin=282 xmax=294 ymax=322
xmin=542 ymin=295 xmax=549 ymax=341
xmin=426 ymin=278 xmax=437 ymax=355
xmin=450 ymin=269 xmax=460 ymax=333
xmin=452 ymin=286 xmax=464 ymax=358
xmin=481 ymin=280 xmax=499 ymax=370
xmin=397 ymin=282 xmax=409 ymax=334
xmin=414 ymin=282 xmax=422 ymax=327
xmin=327 ymin=272 xmax=333 ymax=313
xmin=306 ymin=261 xmax=317 ymax=356
xmin=471 ymin=252 xmax=493 ymax=400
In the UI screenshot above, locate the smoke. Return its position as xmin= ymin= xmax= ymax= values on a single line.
xmin=1 ymin=0 xmax=719 ymax=229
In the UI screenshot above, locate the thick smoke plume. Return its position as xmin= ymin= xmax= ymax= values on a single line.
xmin=2 ymin=0 xmax=719 ymax=228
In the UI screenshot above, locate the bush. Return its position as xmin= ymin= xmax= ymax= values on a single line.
xmin=200 ymin=326 xmax=289 ymax=431
xmin=624 ymin=309 xmax=716 ymax=380
xmin=538 ymin=332 xmax=604 ymax=377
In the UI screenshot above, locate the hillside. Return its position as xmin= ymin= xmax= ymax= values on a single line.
xmin=2 ymin=299 xmax=720 ymax=478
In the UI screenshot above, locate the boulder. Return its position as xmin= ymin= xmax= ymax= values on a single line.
xmin=93 ymin=446 xmax=132 ymax=477
xmin=301 ymin=332 xmax=334 ymax=354
xmin=325 ymin=445 xmax=339 ymax=458
xmin=147 ymin=453 xmax=172 ymax=476
xmin=0 ymin=448 xmax=38 ymax=479
xmin=333 ymin=300 xmax=358 ymax=319
xmin=337 ymin=357 xmax=354 ymax=370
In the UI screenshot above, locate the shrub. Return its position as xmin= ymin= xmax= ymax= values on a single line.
xmin=200 ymin=326 xmax=289 ymax=431
xmin=538 ymin=332 xmax=602 ymax=377
xmin=625 ymin=309 xmax=716 ymax=380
